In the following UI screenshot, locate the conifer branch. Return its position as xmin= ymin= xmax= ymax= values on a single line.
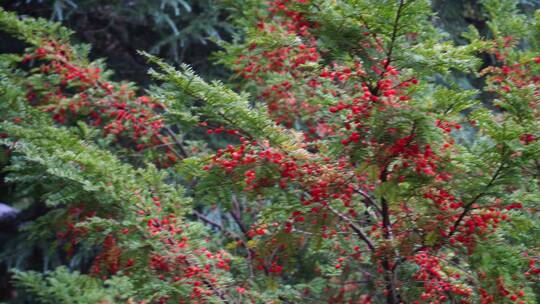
xmin=385 ymin=0 xmax=406 ymax=69
xmin=447 ymin=158 xmax=506 ymax=239
xmin=327 ymin=205 xmax=375 ymax=252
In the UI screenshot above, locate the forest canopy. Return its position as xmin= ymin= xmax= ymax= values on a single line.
xmin=0 ymin=0 xmax=539 ymax=303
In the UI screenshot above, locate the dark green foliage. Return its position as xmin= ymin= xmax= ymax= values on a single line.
xmin=1 ymin=0 xmax=232 ymax=83
xmin=0 ymin=0 xmax=540 ymax=303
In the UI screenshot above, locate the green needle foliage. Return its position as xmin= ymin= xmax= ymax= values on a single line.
xmin=0 ymin=1 xmax=539 ymax=303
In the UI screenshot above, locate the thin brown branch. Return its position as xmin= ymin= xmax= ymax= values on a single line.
xmin=193 ymin=210 xmax=223 ymax=230
xmin=327 ymin=204 xmax=375 ymax=252
xmin=165 ymin=126 xmax=188 ymax=158
xmin=447 ymin=158 xmax=506 ymax=239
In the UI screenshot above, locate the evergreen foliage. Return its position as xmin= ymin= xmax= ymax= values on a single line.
xmin=1 ymin=0 xmax=231 ymax=82
xmin=0 ymin=1 xmax=539 ymax=303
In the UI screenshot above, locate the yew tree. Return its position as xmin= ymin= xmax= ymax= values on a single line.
xmin=0 ymin=0 xmax=539 ymax=303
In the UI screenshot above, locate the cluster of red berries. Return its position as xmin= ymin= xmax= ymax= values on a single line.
xmin=23 ymin=41 xmax=180 ymax=167
xmin=412 ymin=252 xmax=472 ymax=303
